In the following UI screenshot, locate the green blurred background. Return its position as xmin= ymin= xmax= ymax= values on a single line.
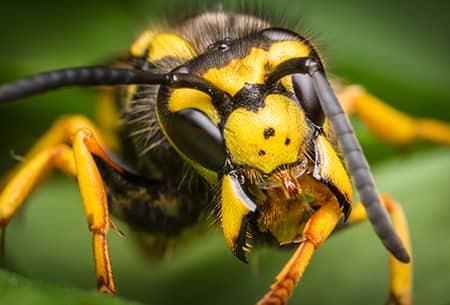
xmin=0 ymin=1 xmax=449 ymax=304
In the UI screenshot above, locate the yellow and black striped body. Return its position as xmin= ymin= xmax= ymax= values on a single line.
xmin=99 ymin=11 xmax=352 ymax=255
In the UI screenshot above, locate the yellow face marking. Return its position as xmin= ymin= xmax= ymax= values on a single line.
xmin=202 ymin=40 xmax=310 ymax=96
xmin=281 ymin=76 xmax=294 ymax=92
xmin=224 ymin=94 xmax=308 ymax=174
xmin=315 ymin=135 xmax=352 ymax=202
xmin=221 ymin=175 xmax=253 ymax=252
xmin=168 ymin=88 xmax=220 ymax=125
xmin=203 ymin=47 xmax=267 ymax=96
xmin=267 ymin=40 xmax=310 ymax=67
xmin=148 ymin=33 xmax=197 ymax=62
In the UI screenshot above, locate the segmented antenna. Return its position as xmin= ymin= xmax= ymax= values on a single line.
xmin=306 ymin=59 xmax=410 ymax=263
xmin=0 ymin=66 xmax=228 ymax=104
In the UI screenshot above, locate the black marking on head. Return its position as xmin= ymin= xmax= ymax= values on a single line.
xmin=292 ymin=74 xmax=324 ymax=126
xmin=263 ymin=127 xmax=275 ymax=139
xmin=231 ymin=83 xmax=266 ymax=112
xmin=258 ymin=150 xmax=266 ymax=156
xmin=185 ymin=22 xmax=315 ymax=77
xmin=285 ymin=137 xmax=291 ymax=145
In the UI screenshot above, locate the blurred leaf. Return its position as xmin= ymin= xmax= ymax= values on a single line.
xmin=0 ymin=269 xmax=144 ymax=305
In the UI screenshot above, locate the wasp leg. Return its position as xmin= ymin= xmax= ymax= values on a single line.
xmin=337 ymin=85 xmax=450 ymax=146
xmin=0 ymin=116 xmax=125 ymax=294
xmin=256 ymin=200 xmax=342 ymax=305
xmin=0 ymin=115 xmax=105 ymax=189
xmin=348 ymin=194 xmax=412 ymax=305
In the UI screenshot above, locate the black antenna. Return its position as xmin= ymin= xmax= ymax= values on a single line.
xmin=267 ymin=57 xmax=410 ymax=263
xmin=0 ymin=66 xmax=228 ymax=104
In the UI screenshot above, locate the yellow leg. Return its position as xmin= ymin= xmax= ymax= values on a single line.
xmin=0 ymin=145 xmax=76 ymax=224
xmin=0 ymin=115 xmax=104 ymax=190
xmin=256 ymin=200 xmax=342 ymax=305
xmin=349 ymin=194 xmax=412 ymax=305
xmin=337 ymin=85 xmax=450 ymax=146
xmin=0 ymin=115 xmax=125 ymax=293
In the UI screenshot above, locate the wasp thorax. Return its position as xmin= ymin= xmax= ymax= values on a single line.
xmin=223 ymin=94 xmax=309 ymax=173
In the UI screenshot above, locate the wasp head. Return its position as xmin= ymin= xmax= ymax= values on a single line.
xmin=219 ymin=83 xmax=317 ymax=261
xmin=223 ymin=83 xmax=311 ymax=175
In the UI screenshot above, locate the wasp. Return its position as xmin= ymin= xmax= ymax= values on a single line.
xmin=1 ymin=8 xmax=450 ymax=305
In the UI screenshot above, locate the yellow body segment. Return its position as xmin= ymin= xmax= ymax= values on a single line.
xmin=131 ymin=29 xmax=198 ymax=62
xmin=147 ymin=33 xmax=197 ymax=62
xmin=168 ymin=88 xmax=219 ymax=124
xmin=221 ymin=175 xmax=253 ymax=253
xmin=224 ymin=94 xmax=308 ymax=173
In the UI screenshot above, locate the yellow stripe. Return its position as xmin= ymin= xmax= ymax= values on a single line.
xmin=203 ymin=47 xmax=267 ymax=96
xmin=168 ymin=88 xmax=220 ymax=125
xmin=148 ymin=33 xmax=197 ymax=62
xmin=203 ymin=40 xmax=310 ymax=96
xmin=315 ymin=135 xmax=352 ymax=202
xmin=267 ymin=40 xmax=310 ymax=67
xmin=221 ymin=175 xmax=252 ymax=252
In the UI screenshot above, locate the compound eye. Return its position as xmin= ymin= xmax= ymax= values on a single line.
xmin=164 ymin=108 xmax=226 ymax=172
xmin=292 ymin=73 xmax=325 ymax=126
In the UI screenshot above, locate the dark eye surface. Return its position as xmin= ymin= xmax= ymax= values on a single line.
xmin=292 ymin=73 xmax=324 ymax=125
xmin=164 ymin=108 xmax=226 ymax=171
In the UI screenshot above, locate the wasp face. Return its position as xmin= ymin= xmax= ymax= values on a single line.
xmin=222 ymin=82 xmax=313 ymax=196
xmin=224 ymin=90 xmax=309 ymax=173
xmin=219 ymin=85 xmax=317 ymax=260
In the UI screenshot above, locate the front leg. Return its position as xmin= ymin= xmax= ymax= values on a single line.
xmin=256 ymin=199 xmax=342 ymax=305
